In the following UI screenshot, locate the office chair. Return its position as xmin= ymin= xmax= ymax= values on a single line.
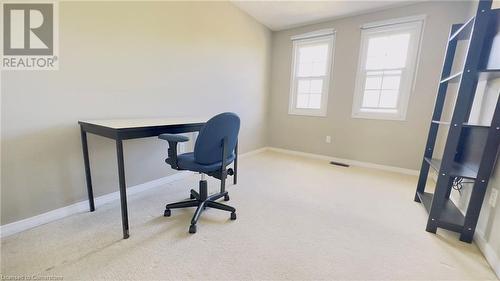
xmin=159 ymin=112 xmax=240 ymax=233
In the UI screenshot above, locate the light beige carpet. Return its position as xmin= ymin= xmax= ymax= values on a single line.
xmin=1 ymin=150 xmax=497 ymax=280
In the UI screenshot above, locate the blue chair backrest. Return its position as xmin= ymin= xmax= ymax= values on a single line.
xmin=194 ymin=112 xmax=240 ymax=165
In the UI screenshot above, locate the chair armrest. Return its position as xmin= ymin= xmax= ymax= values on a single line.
xmin=158 ymin=134 xmax=189 ymax=142
xmin=158 ymin=134 xmax=189 ymax=170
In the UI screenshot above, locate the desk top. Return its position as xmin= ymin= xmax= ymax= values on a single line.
xmin=79 ymin=117 xmax=208 ymax=129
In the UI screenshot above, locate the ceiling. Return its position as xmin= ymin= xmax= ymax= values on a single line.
xmin=231 ymin=1 xmax=420 ymax=31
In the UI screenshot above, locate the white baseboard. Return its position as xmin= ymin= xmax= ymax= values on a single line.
xmin=240 ymin=147 xmax=268 ymax=158
xmin=266 ymin=147 xmax=419 ymax=175
xmin=475 ymin=230 xmax=500 ymax=278
xmin=0 ymin=171 xmax=193 ymax=239
xmin=0 ymin=147 xmax=268 ymax=239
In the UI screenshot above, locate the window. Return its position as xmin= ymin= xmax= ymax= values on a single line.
xmin=289 ymin=29 xmax=335 ymax=116
xmin=352 ymin=16 xmax=424 ymax=120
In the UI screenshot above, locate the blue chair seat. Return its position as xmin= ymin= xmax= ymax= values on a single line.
xmin=175 ymin=152 xmax=235 ymax=173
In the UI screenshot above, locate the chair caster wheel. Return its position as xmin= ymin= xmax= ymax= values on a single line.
xmin=230 ymin=212 xmax=236 ymax=220
xmin=224 ymin=194 xmax=230 ymax=201
xmin=189 ymin=224 xmax=197 ymax=234
xmin=164 ymin=209 xmax=171 ymax=217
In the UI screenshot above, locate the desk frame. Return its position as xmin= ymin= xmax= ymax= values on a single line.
xmin=78 ymin=121 xmax=238 ymax=239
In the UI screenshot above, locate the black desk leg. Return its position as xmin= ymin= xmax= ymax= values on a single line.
xmin=233 ymin=141 xmax=238 ymax=185
xmin=80 ymin=127 xmax=95 ymax=212
xmin=116 ymin=139 xmax=130 ymax=239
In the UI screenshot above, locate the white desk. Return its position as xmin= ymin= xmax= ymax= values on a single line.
xmin=78 ymin=118 xmax=238 ymax=239
xmin=79 ymin=117 xmax=208 ymax=129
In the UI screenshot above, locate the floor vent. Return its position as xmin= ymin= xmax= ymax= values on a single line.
xmin=330 ymin=161 xmax=350 ymax=167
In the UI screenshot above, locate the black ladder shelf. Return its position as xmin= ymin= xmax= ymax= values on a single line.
xmin=414 ymin=0 xmax=500 ymax=243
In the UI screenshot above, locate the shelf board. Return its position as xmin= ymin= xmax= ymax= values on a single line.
xmin=478 ymin=69 xmax=500 ymax=80
xmin=431 ymin=120 xmax=451 ymax=126
xmin=462 ymin=123 xmax=491 ymax=129
xmin=431 ymin=121 xmax=490 ymax=129
xmin=440 ymin=72 xmax=463 ymax=84
xmin=417 ymin=192 xmax=465 ymax=232
xmin=417 ymin=192 xmax=432 ymax=212
xmin=449 ymin=17 xmax=474 ymax=41
xmin=439 ymin=69 xmax=500 ymax=84
xmin=424 ymin=157 xmax=478 ymax=180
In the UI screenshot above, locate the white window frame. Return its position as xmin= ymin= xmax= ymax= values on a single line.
xmin=288 ymin=29 xmax=335 ymax=117
xmin=352 ymin=15 xmax=425 ymax=121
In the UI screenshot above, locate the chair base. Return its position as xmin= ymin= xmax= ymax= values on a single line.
xmin=164 ymin=179 xmax=236 ymax=233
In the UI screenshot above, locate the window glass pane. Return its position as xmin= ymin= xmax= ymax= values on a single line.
xmin=298 ymin=62 xmax=313 ymax=77
xmin=299 ymin=44 xmax=328 ymax=63
xmin=365 ymin=37 xmax=386 ymax=70
xmin=298 ymin=78 xmax=323 ymax=95
xmin=298 ymin=79 xmax=311 ymax=94
xmin=296 ymin=78 xmax=323 ymax=109
xmin=365 ymin=33 xmax=410 ymax=70
xmin=310 ymin=79 xmax=323 ymax=94
xmin=298 ymin=44 xmax=328 ymax=76
xmin=366 ymin=56 xmax=386 ymax=71
xmin=308 ymin=94 xmax=322 ymax=109
xmin=362 ymin=90 xmax=380 ymax=108
xmin=296 ymin=94 xmax=309 ymax=108
xmin=385 ymin=34 xmax=410 ymax=69
xmin=381 ymin=75 xmax=401 ymax=90
xmin=311 ymin=61 xmax=327 ymax=76
xmin=365 ymin=76 xmax=382 ymax=90
xmin=379 ymin=90 xmax=399 ymax=108
xmin=362 ymin=71 xmax=401 ymax=109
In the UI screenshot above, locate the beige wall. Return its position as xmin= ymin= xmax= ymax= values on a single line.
xmin=268 ymin=1 xmax=474 ymax=170
xmin=0 ymin=1 xmax=271 ymax=225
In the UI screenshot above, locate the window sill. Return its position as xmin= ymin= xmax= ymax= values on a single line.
xmin=351 ymin=111 xmax=407 ymax=121
xmin=288 ymin=109 xmax=327 ymax=117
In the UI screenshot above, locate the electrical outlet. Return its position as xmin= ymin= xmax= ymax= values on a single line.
xmin=325 ymin=136 xmax=332 ymax=144
xmin=489 ymin=189 xmax=498 ymax=208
